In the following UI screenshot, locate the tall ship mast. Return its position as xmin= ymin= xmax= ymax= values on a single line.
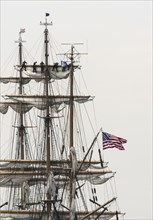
xmin=0 ymin=14 xmax=126 ymax=220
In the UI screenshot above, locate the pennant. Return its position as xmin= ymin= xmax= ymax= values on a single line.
xmin=45 ymin=13 xmax=50 ymax=17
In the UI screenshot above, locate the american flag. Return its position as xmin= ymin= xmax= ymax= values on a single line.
xmin=102 ymin=132 xmax=127 ymax=150
xmin=20 ymin=28 xmax=25 ymax=33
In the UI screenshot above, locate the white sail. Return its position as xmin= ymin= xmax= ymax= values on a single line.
xmin=0 ymin=212 xmax=116 ymax=220
xmin=0 ymin=102 xmax=59 ymax=114
xmin=6 ymin=95 xmax=93 ymax=105
xmin=70 ymin=146 xmax=78 ymax=176
xmin=0 ymin=77 xmax=31 ymax=84
xmin=89 ymin=173 xmax=115 ymax=185
xmin=14 ymin=65 xmax=71 ymax=80
xmin=23 ymin=68 xmax=70 ymax=80
xmin=0 ymin=95 xmax=93 ymax=114
xmin=46 ymin=171 xmax=56 ymax=198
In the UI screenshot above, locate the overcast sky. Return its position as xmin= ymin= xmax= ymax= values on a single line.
xmin=0 ymin=1 xmax=152 ymax=220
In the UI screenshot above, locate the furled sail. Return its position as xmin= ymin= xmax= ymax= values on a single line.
xmin=0 ymin=102 xmax=33 ymax=114
xmin=0 ymin=162 xmax=113 ymax=188
xmin=0 ymin=160 xmax=107 ymax=171
xmin=46 ymin=171 xmax=56 ymax=198
xmin=23 ymin=69 xmax=70 ymax=80
xmin=88 ymin=173 xmax=115 ymax=185
xmin=0 ymin=77 xmax=31 ymax=84
xmin=0 ymin=211 xmax=117 ymax=220
xmin=0 ymin=101 xmax=60 ymax=114
xmin=70 ymin=146 xmax=78 ymax=176
xmin=0 ymin=95 xmax=93 ymax=114
xmin=78 ymin=162 xmax=108 ymax=171
xmin=0 ymin=64 xmax=72 ymax=86
xmin=15 ymin=65 xmax=71 ymax=80
xmin=6 ymin=95 xmax=93 ymax=105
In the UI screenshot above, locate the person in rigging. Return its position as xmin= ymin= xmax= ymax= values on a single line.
xmin=40 ymin=61 xmax=45 ymax=73
xmin=52 ymin=62 xmax=58 ymax=72
xmin=61 ymin=60 xmax=68 ymax=72
xmin=33 ymin=61 xmax=37 ymax=72
xmin=21 ymin=61 xmax=27 ymax=71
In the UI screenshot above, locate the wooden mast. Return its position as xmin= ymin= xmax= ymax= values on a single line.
xmin=40 ymin=14 xmax=52 ymax=220
xmin=68 ymin=44 xmax=86 ymax=218
xmin=69 ymin=45 xmax=74 ymax=148
xmin=15 ymin=31 xmax=26 ymax=159
xmin=69 ymin=44 xmax=75 ymax=217
xmin=15 ymin=30 xmax=26 ymax=209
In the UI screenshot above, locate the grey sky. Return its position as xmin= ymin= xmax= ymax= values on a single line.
xmin=0 ymin=1 xmax=152 ymax=220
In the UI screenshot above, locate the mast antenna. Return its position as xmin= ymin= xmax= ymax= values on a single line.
xmin=58 ymin=43 xmax=88 ymax=61
xmin=61 ymin=43 xmax=84 ymax=46
xmin=40 ymin=13 xmax=52 ymax=28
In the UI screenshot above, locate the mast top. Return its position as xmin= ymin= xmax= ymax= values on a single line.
xmin=15 ymin=28 xmax=26 ymax=44
xmin=40 ymin=13 xmax=52 ymax=29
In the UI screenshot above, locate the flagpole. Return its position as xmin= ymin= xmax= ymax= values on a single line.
xmin=77 ymin=128 xmax=102 ymax=172
xmin=101 ymin=127 xmax=104 ymax=150
xmin=98 ymin=128 xmax=104 ymax=167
